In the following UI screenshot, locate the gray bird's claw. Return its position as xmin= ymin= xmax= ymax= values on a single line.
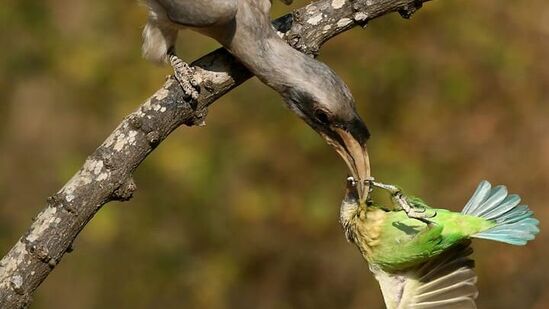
xmin=169 ymin=54 xmax=200 ymax=100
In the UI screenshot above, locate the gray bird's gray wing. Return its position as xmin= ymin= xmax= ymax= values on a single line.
xmin=156 ymin=0 xmax=238 ymax=27
xmin=371 ymin=241 xmax=478 ymax=309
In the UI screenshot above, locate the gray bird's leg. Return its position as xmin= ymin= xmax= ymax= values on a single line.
xmin=145 ymin=0 xmax=239 ymax=100
xmin=141 ymin=15 xmax=199 ymax=99
xmin=168 ymin=50 xmax=200 ymax=100
xmin=153 ymin=0 xmax=239 ymax=100
xmin=370 ymin=180 xmax=436 ymax=224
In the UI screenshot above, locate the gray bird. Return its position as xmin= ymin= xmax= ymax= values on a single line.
xmin=142 ymin=0 xmax=371 ymax=201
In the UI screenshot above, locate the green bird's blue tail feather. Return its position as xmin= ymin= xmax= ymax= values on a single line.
xmin=462 ymin=180 xmax=540 ymax=245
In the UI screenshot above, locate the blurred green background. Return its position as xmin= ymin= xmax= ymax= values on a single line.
xmin=1 ymin=0 xmax=548 ymax=308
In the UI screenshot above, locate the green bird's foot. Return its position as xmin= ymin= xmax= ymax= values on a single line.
xmin=370 ymin=180 xmax=437 ymax=225
xmin=406 ymin=207 xmax=437 ymax=226
xmin=395 ymin=193 xmax=436 ymax=225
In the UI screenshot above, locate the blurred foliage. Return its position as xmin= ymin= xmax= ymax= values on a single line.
xmin=1 ymin=0 xmax=548 ymax=308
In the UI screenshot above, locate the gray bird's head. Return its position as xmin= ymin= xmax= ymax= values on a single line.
xmin=281 ymin=60 xmax=371 ymax=202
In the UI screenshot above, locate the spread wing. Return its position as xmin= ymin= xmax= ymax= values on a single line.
xmin=371 ymin=241 xmax=478 ymax=309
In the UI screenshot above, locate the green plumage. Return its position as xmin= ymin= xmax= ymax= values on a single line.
xmin=341 ymin=180 xmax=539 ymax=308
xmin=361 ymin=207 xmax=494 ymax=271
xmin=340 ymin=180 xmax=539 ymax=272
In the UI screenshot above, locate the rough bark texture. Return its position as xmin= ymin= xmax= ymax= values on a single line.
xmin=0 ymin=0 xmax=430 ymax=307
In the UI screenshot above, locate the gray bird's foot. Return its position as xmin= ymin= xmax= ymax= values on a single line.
xmin=168 ymin=53 xmax=199 ymax=100
xmin=369 ymin=180 xmax=437 ymax=224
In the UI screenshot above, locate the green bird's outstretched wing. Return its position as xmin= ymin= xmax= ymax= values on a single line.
xmin=371 ymin=241 xmax=478 ymax=309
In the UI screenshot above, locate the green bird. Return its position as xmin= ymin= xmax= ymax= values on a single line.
xmin=340 ymin=178 xmax=540 ymax=308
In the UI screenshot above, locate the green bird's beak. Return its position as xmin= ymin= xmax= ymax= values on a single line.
xmin=343 ymin=176 xmax=360 ymax=203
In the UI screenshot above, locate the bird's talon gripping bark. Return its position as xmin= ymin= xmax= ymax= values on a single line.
xmin=168 ymin=53 xmax=200 ymax=100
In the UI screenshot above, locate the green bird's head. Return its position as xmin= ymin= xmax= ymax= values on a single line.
xmin=340 ymin=177 xmax=362 ymax=242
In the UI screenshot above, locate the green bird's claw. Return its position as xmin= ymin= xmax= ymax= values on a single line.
xmin=368 ymin=179 xmax=438 ymax=224
xmin=410 ymin=209 xmax=438 ymax=226
xmin=369 ymin=180 xmax=401 ymax=195
xmin=407 ymin=210 xmax=434 ymax=225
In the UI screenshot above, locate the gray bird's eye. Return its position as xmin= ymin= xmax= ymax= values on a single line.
xmin=314 ymin=109 xmax=330 ymax=125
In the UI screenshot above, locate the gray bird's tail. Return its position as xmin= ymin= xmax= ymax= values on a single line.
xmin=462 ymin=180 xmax=539 ymax=245
xmin=141 ymin=1 xmax=178 ymax=64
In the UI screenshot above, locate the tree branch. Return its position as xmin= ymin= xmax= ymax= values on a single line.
xmin=0 ymin=0 xmax=430 ymax=307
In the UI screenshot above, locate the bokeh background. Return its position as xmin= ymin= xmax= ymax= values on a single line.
xmin=1 ymin=0 xmax=548 ymax=308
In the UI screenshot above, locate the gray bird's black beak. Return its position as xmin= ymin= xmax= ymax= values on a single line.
xmin=321 ymin=118 xmax=371 ymax=203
